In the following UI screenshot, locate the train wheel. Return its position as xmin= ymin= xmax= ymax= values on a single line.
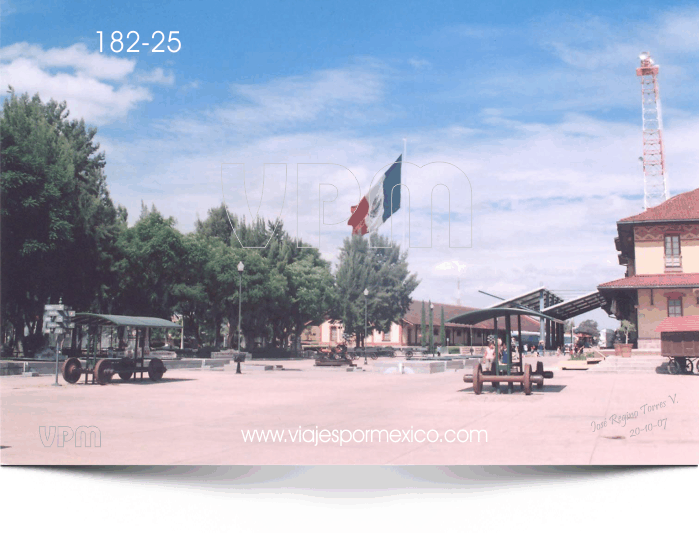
xmin=94 ymin=359 xmax=113 ymax=385
xmin=535 ymin=361 xmax=545 ymax=389
xmin=148 ymin=358 xmax=166 ymax=381
xmin=472 ymin=364 xmax=482 ymax=395
xmin=682 ymin=359 xmax=693 ymax=374
xmin=62 ymin=357 xmax=82 ymax=384
xmin=523 ymin=364 xmax=532 ymax=395
xmin=118 ymin=358 xmax=135 ymax=381
xmin=667 ymin=359 xmax=680 ymax=375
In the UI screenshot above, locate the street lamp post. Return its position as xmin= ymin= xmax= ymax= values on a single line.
xmin=429 ymin=303 xmax=434 ymax=355
xmin=180 ymin=314 xmax=184 ymax=350
xmin=363 ymin=288 xmax=369 ymax=366
xmin=236 ymin=261 xmax=244 ymax=374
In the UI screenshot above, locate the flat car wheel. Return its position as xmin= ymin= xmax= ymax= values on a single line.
xmin=148 ymin=358 xmax=166 ymax=381
xmin=682 ymin=358 xmax=693 ymax=374
xmin=62 ymin=357 xmax=82 ymax=384
xmin=667 ymin=359 xmax=680 ymax=375
xmin=94 ymin=359 xmax=113 ymax=385
xmin=118 ymin=358 xmax=135 ymax=381
xmin=523 ymin=364 xmax=532 ymax=395
xmin=472 ymin=364 xmax=482 ymax=395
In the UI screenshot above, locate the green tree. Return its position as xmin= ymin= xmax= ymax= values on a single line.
xmin=577 ymin=319 xmax=600 ymax=342
xmin=1 ymin=90 xmax=124 ymax=352
xmin=332 ymin=234 xmax=419 ymax=347
xmin=286 ymin=257 xmax=336 ymax=352
xmin=112 ymin=205 xmax=187 ymax=318
xmin=172 ymin=233 xmax=213 ymax=345
xmin=195 ymin=209 xmax=335 ymax=349
xmin=617 ymin=320 xmax=636 ymax=344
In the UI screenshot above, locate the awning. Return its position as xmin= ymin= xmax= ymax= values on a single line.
xmin=447 ymin=307 xmax=563 ymax=326
xmin=72 ymin=313 xmax=182 ymax=329
xmin=486 ymin=286 xmax=564 ymax=311
xmin=542 ymin=291 xmax=607 ymax=320
xmin=655 ymin=315 xmax=699 ymax=333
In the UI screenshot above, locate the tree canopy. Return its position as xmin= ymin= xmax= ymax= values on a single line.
xmin=332 ymin=234 xmax=419 ymax=346
xmin=1 ymin=90 xmax=124 ymax=351
xmin=1 ymin=92 xmax=420 ymax=355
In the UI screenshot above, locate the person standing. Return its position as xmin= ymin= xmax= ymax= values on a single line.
xmin=482 ymin=342 xmax=495 ymax=371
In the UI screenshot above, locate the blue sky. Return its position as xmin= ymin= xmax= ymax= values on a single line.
xmin=2 ymin=0 xmax=698 ymax=328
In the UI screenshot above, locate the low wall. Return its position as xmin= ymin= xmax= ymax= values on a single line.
xmin=373 ymin=359 xmax=466 ymax=375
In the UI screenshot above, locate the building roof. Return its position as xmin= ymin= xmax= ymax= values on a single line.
xmin=72 ymin=313 xmax=182 ymax=329
xmin=598 ymin=273 xmax=699 ymax=290
xmin=446 ymin=307 xmax=562 ymax=326
xmin=655 ymin=315 xmax=699 ymax=333
xmin=543 ymin=291 xmax=607 ymax=320
xmin=619 ymin=188 xmax=699 ymax=223
xmin=403 ymin=300 xmax=540 ymax=331
xmin=485 ymin=286 xmax=563 ymax=311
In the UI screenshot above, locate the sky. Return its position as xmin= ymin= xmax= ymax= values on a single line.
xmin=2 ymin=0 xmax=698 ymax=329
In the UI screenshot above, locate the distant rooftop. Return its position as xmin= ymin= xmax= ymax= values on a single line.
xmin=619 ymin=187 xmax=699 ymax=223
xmin=403 ymin=300 xmax=540 ymax=331
xmin=598 ymin=273 xmax=699 ymax=290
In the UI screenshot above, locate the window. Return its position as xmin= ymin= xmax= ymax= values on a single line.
xmin=382 ymin=331 xmax=391 ymax=342
xmin=668 ymin=298 xmax=682 ymax=317
xmin=330 ymin=326 xmax=338 ymax=342
xmin=664 ymin=235 xmax=681 ymax=269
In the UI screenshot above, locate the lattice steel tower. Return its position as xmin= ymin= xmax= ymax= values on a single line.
xmin=636 ymin=52 xmax=669 ymax=209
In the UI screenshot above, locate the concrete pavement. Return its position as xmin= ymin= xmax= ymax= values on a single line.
xmin=1 ymin=358 xmax=697 ymax=465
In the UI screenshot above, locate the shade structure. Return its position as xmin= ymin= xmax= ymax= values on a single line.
xmin=446 ymin=307 xmax=563 ymax=326
xmin=72 ymin=313 xmax=182 ymax=329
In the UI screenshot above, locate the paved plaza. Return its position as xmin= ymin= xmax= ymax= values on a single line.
xmin=1 ymin=357 xmax=697 ymax=465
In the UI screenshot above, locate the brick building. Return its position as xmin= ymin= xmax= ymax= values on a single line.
xmin=301 ymin=300 xmax=541 ymax=348
xmin=598 ymin=187 xmax=699 ymax=351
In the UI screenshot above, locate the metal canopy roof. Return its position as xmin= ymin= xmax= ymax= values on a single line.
xmin=72 ymin=313 xmax=182 ymax=329
xmin=542 ymin=291 xmax=607 ymax=320
xmin=487 ymin=286 xmax=564 ymax=312
xmin=447 ymin=307 xmax=563 ymax=326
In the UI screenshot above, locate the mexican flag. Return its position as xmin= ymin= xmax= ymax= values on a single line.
xmin=348 ymin=155 xmax=402 ymax=235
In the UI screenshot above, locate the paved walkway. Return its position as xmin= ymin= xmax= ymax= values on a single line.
xmin=1 ymin=358 xmax=697 ymax=465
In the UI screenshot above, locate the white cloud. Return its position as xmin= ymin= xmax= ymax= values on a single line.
xmin=408 ymin=58 xmax=431 ymax=69
xmin=0 ymin=42 xmax=158 ymax=124
xmin=135 ymin=67 xmax=175 ymax=86
xmin=1 ymin=42 xmax=135 ymax=80
xmin=216 ymin=64 xmax=387 ymax=132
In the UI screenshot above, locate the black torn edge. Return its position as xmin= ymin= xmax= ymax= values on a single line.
xmin=441 ymin=467 xmax=699 ymax=533
xmin=2 ymin=470 xmax=254 ymax=533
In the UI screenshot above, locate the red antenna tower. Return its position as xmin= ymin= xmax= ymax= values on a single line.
xmin=636 ymin=51 xmax=669 ymax=209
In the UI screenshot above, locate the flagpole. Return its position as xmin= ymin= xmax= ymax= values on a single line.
xmin=402 ymin=137 xmax=407 ymax=250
